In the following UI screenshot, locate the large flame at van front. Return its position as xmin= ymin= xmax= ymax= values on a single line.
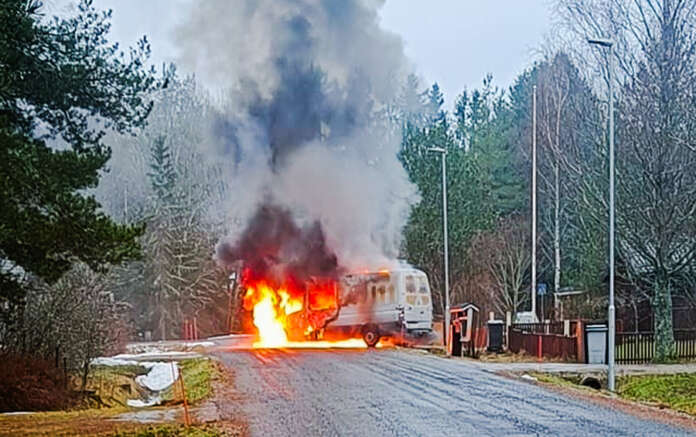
xmin=241 ymin=272 xmax=369 ymax=349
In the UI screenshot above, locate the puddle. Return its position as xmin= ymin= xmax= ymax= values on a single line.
xmin=112 ymin=407 xmax=181 ymax=423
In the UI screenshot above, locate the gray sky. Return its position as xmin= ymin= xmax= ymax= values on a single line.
xmin=55 ymin=0 xmax=553 ymax=108
xmin=379 ymin=1 xmax=553 ymax=106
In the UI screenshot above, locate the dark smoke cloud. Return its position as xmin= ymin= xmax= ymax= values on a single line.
xmin=216 ymin=204 xmax=341 ymax=285
xmin=177 ymin=0 xmax=419 ymax=273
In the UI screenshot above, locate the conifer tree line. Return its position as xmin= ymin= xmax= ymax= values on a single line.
xmin=1 ymin=0 xmax=695 ymax=365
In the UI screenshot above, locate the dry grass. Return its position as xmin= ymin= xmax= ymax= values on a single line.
xmin=477 ymin=350 xmax=566 ymax=363
xmin=0 ymin=358 xmax=238 ymax=437
xmin=0 ymin=408 xmax=136 ymax=436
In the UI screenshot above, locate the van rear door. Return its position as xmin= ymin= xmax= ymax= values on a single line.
xmin=403 ymin=273 xmax=433 ymax=331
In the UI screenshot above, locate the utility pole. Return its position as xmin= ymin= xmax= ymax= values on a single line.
xmin=531 ymin=85 xmax=537 ymax=321
xmin=428 ymin=147 xmax=449 ymax=347
xmin=588 ymin=36 xmax=616 ymax=392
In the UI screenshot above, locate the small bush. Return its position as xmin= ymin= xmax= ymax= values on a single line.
xmin=0 ymin=353 xmax=75 ymax=412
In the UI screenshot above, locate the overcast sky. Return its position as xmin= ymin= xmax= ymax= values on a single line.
xmin=380 ymin=1 xmax=554 ymax=106
xmin=51 ymin=0 xmax=554 ymax=109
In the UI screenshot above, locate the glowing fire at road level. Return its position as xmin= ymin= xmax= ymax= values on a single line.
xmin=251 ymin=293 xmax=288 ymax=348
xmin=244 ymin=279 xmax=372 ymax=349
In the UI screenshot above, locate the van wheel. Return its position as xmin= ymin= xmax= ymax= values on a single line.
xmin=362 ymin=325 xmax=380 ymax=347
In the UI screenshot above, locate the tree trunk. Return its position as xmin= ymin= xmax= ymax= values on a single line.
xmin=632 ymin=300 xmax=639 ymax=334
xmin=159 ymin=308 xmax=167 ymax=341
xmin=81 ymin=360 xmax=89 ymax=392
xmin=653 ymin=277 xmax=676 ymax=362
xmin=553 ymin=160 xmax=561 ymax=318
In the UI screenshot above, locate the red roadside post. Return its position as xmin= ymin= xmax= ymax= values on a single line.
xmin=537 ymin=335 xmax=542 ymax=361
xmin=575 ymin=320 xmax=585 ymax=363
xmin=170 ymin=361 xmax=190 ymax=426
xmin=179 ymin=370 xmax=191 ymax=426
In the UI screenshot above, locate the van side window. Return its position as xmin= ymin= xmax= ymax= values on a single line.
xmin=377 ymin=285 xmax=386 ymax=304
xmin=405 ymin=276 xmax=416 ymax=294
xmin=370 ymin=285 xmax=376 ymax=302
xmin=418 ymin=276 xmax=429 ymax=294
xmin=405 ymin=275 xmax=417 ymax=305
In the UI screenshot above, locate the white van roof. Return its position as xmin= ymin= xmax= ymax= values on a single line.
xmin=344 ymin=267 xmax=427 ymax=276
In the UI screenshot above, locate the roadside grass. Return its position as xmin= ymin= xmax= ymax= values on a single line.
xmin=618 ymin=373 xmax=696 ymax=416
xmin=110 ymin=423 xmax=242 ymax=437
xmin=161 ymin=358 xmax=219 ymax=406
xmin=529 ymin=371 xmax=696 ymax=417
xmin=0 ymin=408 xmax=135 ymax=436
xmin=531 ymin=372 xmax=581 ymax=388
xmin=0 ymin=359 xmax=225 ymax=436
xmin=478 ymin=351 xmax=565 ymax=363
xmin=82 ymin=364 xmax=150 ymax=408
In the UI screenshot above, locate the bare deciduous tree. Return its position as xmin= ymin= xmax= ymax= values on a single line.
xmin=469 ymin=217 xmax=531 ymax=317
xmin=559 ymin=0 xmax=696 ymax=360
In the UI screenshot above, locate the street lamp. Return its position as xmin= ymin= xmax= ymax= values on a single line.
xmin=427 ymin=146 xmax=450 ymax=348
xmin=531 ymin=85 xmax=538 ymax=322
xmin=588 ymin=36 xmax=616 ymax=392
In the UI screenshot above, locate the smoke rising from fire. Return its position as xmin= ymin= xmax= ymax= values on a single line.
xmin=176 ymin=0 xmax=419 ymax=273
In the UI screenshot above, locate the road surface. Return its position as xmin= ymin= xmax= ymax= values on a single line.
xmin=215 ymin=348 xmax=694 ymax=436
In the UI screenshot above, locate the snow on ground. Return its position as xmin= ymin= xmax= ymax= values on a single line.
xmin=135 ymin=361 xmax=178 ymax=392
xmin=91 ymin=356 xmax=142 ymax=367
xmin=91 ymin=354 xmax=180 ymax=407
xmin=125 ymin=340 xmax=214 ymax=355
xmin=111 ymin=351 xmax=193 ymax=360
xmin=126 ymin=396 xmax=162 ymax=408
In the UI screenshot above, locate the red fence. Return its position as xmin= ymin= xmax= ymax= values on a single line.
xmin=508 ymin=327 xmax=578 ymax=361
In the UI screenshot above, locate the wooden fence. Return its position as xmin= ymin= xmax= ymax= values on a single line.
xmin=508 ymin=327 xmax=578 ymax=361
xmin=616 ymin=329 xmax=696 ymax=364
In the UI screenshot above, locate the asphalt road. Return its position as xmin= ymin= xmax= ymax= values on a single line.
xmin=215 ymin=348 xmax=694 ymax=437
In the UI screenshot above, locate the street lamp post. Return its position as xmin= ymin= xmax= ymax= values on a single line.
xmin=531 ymin=85 xmax=538 ymax=322
xmin=428 ymin=146 xmax=450 ymax=348
xmin=588 ymin=36 xmax=616 ymax=392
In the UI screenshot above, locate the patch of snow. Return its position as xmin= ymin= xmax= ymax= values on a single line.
xmin=127 ymin=396 xmax=161 ymax=408
xmin=91 ymin=353 xmax=185 ymax=407
xmin=0 ymin=411 xmax=32 ymax=416
xmin=135 ymin=362 xmax=178 ymax=392
xmin=125 ymin=340 xmax=215 ymax=355
xmin=111 ymin=351 xmax=196 ymax=361
xmin=186 ymin=341 xmax=214 ymax=347
xmin=520 ymin=374 xmax=538 ymax=382
xmin=91 ymin=357 xmax=141 ymax=367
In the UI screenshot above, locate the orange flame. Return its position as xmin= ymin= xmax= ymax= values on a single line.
xmin=242 ymin=275 xmax=373 ymax=349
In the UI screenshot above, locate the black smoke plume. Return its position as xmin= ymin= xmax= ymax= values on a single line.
xmin=179 ymin=0 xmax=418 ymax=276
xmin=216 ymin=204 xmax=341 ymax=285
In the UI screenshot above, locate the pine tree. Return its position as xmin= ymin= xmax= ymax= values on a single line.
xmin=400 ymin=84 xmax=495 ymax=317
xmin=0 ymin=0 xmax=162 ymax=309
xmin=147 ymin=136 xmax=176 ymax=201
xmin=455 ymin=75 xmax=526 ymax=215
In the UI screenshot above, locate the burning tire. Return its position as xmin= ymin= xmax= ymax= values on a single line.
xmin=361 ymin=324 xmax=380 ymax=347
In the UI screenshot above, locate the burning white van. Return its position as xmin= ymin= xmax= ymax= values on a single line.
xmin=325 ymin=268 xmax=434 ymax=346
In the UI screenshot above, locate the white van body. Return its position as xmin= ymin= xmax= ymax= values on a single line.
xmin=328 ymin=268 xmax=433 ymax=339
